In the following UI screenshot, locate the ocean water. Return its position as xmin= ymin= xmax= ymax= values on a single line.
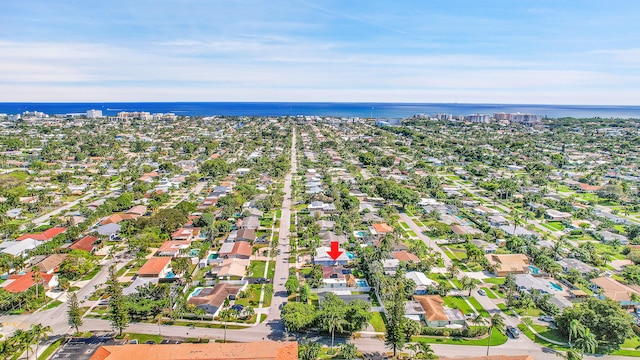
xmin=1 ymin=102 xmax=640 ymax=119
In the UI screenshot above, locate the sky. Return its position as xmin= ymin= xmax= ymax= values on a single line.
xmin=1 ymin=0 xmax=640 ymax=104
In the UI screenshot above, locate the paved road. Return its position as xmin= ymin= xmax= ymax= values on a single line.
xmin=399 ymin=212 xmax=451 ymax=267
xmin=31 ymin=191 xmax=96 ymax=225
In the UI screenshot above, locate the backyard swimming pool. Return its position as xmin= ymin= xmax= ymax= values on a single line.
xmin=528 ymin=265 xmax=540 ymax=275
xmin=189 ymin=287 xmax=203 ymax=298
xmin=356 ymin=280 xmax=368 ymax=287
xmin=549 ymin=282 xmax=562 ymax=291
xmin=346 ymin=252 xmax=355 ymax=259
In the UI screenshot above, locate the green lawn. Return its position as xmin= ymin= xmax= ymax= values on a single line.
xmin=515 ymin=308 xmax=542 ymax=317
xmin=545 ymin=221 xmax=565 ymax=231
xmin=399 ymin=222 xmax=410 ymax=229
xmin=81 ymin=267 xmax=101 ymax=281
xmin=467 ymin=297 xmax=490 ymax=318
xmin=413 ymin=327 xmax=508 ymax=346
xmin=443 ymin=296 xmax=474 ymax=314
xmin=483 ymin=277 xmax=505 ymax=285
xmin=122 ymin=333 xmax=163 ymax=343
xmin=38 ymin=337 xmax=64 ymax=360
xmin=370 ymin=312 xmax=386 ymax=332
xmin=483 ymin=287 xmax=500 ymax=299
xmin=43 ymin=300 xmax=63 ymax=310
xmin=517 ymin=324 xmax=567 ymax=350
xmin=235 ymin=284 xmax=273 ymax=307
xmin=531 ymin=324 xmax=566 ymax=343
xmin=247 ymin=261 xmax=268 ymax=278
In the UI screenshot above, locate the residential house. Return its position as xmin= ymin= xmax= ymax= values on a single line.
xmin=440 ymin=356 xmax=533 ymax=360
xmin=1 ymin=272 xmax=58 ymax=293
xmin=33 ymin=254 xmax=68 ymax=274
xmin=321 ymin=266 xmax=357 ymax=288
xmin=0 ymin=239 xmax=39 ymax=258
xmin=238 ymin=217 xmax=260 ymax=230
xmin=100 ymin=213 xmax=137 ymax=225
xmin=219 ymin=241 xmax=252 ymax=260
xmin=96 ymin=223 xmax=121 ymax=240
xmin=157 ymin=241 xmax=191 ymax=257
xmin=514 ymin=274 xmax=561 ymax=294
xmin=370 ymin=223 xmax=394 ymax=237
xmin=470 ymin=239 xmax=498 ymax=253
xmin=137 ymin=257 xmax=172 ymax=278
xmin=16 ymin=227 xmax=66 ymax=241
xmin=545 ymin=209 xmax=572 ymax=221
xmin=473 ymin=206 xmax=499 ymax=216
xmin=450 ymin=224 xmax=483 ymax=236
xmin=171 ymin=228 xmax=201 ymax=242
xmin=126 ymin=205 xmax=147 ymax=216
xmin=499 ymin=225 xmax=538 ymax=237
xmin=485 ymin=254 xmax=529 ymax=276
xmin=89 ymin=341 xmax=298 ymax=360
xmin=320 ymin=232 xmax=348 ymax=246
xmin=404 ymin=271 xmax=437 ymax=295
xmin=236 ymin=228 xmax=257 ymax=242
xmin=187 ymin=283 xmax=244 ymax=316
xmin=316 ymin=220 xmax=335 ymax=231
xmin=409 ymin=295 xmax=466 ymax=328
xmin=381 ymin=259 xmax=400 ymax=275
xmin=557 ymin=258 xmax=595 ymax=275
xmin=597 ymin=230 xmax=629 ymax=245
xmin=308 ymin=201 xmax=337 ymax=214
xmin=392 ymin=250 xmax=420 ymax=263
xmin=214 ymin=258 xmax=249 ymax=278
xmin=312 ymin=246 xmax=350 ymax=266
xmin=591 ymin=277 xmax=640 ymax=307
xmin=69 ymin=235 xmax=99 ymax=252
xmin=243 ymin=208 xmax=263 ymax=218
xmin=488 ymin=215 xmax=509 ymax=226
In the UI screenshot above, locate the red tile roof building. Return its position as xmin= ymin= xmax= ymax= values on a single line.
xmin=16 ymin=227 xmax=67 ymax=241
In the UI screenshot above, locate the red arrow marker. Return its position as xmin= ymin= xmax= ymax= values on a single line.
xmin=327 ymin=241 xmax=343 ymax=260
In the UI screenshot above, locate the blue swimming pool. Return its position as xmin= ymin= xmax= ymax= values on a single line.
xmin=354 ymin=231 xmax=367 ymax=237
xmin=208 ymin=253 xmax=219 ymax=260
xmin=356 ymin=280 xmax=368 ymax=287
xmin=190 ymin=287 xmax=203 ymax=297
xmin=549 ymin=282 xmax=562 ymax=291
xmin=166 ymin=271 xmax=176 ymax=278
xmin=528 ymin=265 xmax=540 ymax=275
xmin=346 ymin=252 xmax=355 ymax=259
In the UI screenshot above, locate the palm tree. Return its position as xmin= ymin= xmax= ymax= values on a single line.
xmin=30 ymin=323 xmax=52 ymax=359
xmin=575 ymin=327 xmax=598 ymax=357
xmin=416 ymin=342 xmax=436 ymax=359
xmin=471 ymin=314 xmax=487 ymax=328
xmin=568 ymin=319 xmax=582 ymax=347
xmin=486 ymin=313 xmax=505 ymax=356
xmin=219 ymin=308 xmax=237 ymax=343
xmin=556 ymin=348 xmax=582 ymax=360
xmin=461 ymin=276 xmax=481 ymax=297
xmin=32 ymin=270 xmax=43 ymax=300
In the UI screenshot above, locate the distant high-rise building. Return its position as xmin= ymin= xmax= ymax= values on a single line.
xmin=494 ymin=112 xmax=510 ymax=120
xmin=434 ymin=113 xmax=453 ymax=121
xmin=467 ymin=114 xmax=490 ymax=123
xmin=510 ymin=113 xmax=542 ymax=125
xmin=86 ymin=109 xmax=103 ymax=118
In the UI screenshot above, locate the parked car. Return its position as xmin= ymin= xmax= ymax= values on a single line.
xmin=231 ymin=304 xmax=244 ymax=312
xmin=538 ymin=315 xmax=554 ymax=322
xmin=478 ymin=289 xmax=486 ymax=296
xmin=506 ymin=326 xmax=520 ymax=338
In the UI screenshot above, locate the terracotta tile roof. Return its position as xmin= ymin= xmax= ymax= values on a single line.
xmin=138 ymin=257 xmax=171 ymax=276
xmin=578 ymin=183 xmax=603 ymax=192
xmin=158 ymin=241 xmax=191 ymax=254
xmin=171 ymin=227 xmax=200 ymax=240
xmin=90 ymin=341 xmax=298 ymax=360
xmin=70 ymin=235 xmax=98 ymax=252
xmin=372 ymin=223 xmax=394 ymax=233
xmin=231 ymin=241 xmax=252 ymax=257
xmin=413 ymin=295 xmax=448 ymax=321
xmin=3 ymin=272 xmax=55 ymax=293
xmin=391 ymin=250 xmax=420 ymax=263
xmin=100 ymin=213 xmax=137 ymax=225
xmin=16 ymin=227 xmax=66 ymax=241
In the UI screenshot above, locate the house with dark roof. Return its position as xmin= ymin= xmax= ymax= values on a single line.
xmin=187 ymin=283 xmax=243 ymax=315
